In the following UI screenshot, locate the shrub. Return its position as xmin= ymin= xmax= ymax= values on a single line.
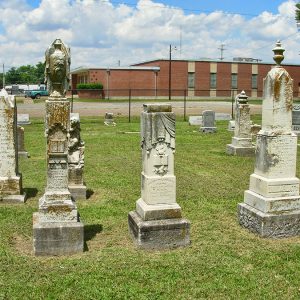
xmin=77 ymin=83 xmax=103 ymax=89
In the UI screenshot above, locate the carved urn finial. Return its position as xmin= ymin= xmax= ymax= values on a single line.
xmin=237 ymin=90 xmax=248 ymax=104
xmin=272 ymin=40 xmax=285 ymax=66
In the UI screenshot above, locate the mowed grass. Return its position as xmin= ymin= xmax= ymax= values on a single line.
xmin=2 ymin=114 xmax=300 ymax=299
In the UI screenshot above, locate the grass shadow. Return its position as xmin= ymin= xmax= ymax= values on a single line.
xmin=84 ymin=224 xmax=103 ymax=251
xmin=86 ymin=189 xmax=94 ymax=199
xmin=24 ymin=187 xmax=38 ymax=199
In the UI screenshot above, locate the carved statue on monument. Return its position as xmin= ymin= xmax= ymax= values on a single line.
xmin=45 ymin=38 xmax=70 ymax=97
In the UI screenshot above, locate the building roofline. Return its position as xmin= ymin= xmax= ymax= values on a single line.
xmin=71 ymin=66 xmax=160 ymax=74
xmin=132 ymin=58 xmax=300 ymax=67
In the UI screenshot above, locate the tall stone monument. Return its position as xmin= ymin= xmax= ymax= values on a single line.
xmin=0 ymin=89 xmax=26 ymax=202
xmin=33 ymin=39 xmax=84 ymax=255
xmin=68 ymin=113 xmax=86 ymax=200
xmin=238 ymin=41 xmax=300 ymax=238
xmin=226 ymin=91 xmax=255 ymax=156
xmin=128 ymin=104 xmax=190 ymax=249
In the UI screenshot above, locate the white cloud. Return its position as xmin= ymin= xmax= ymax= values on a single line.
xmin=0 ymin=0 xmax=298 ymax=68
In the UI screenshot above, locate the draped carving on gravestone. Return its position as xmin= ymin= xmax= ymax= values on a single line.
xmin=141 ymin=113 xmax=175 ymax=176
xmin=68 ymin=115 xmax=84 ymax=169
xmin=141 ymin=113 xmax=175 ymax=151
xmin=45 ymin=38 xmax=70 ymax=97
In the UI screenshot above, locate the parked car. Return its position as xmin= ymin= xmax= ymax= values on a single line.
xmin=25 ymin=86 xmax=48 ymax=99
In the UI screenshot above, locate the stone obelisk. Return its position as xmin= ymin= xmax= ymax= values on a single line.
xmin=128 ymin=104 xmax=190 ymax=249
xmin=0 ymin=89 xmax=26 ymax=202
xmin=238 ymin=41 xmax=300 ymax=238
xmin=33 ymin=39 xmax=84 ymax=255
xmin=226 ymin=91 xmax=255 ymax=156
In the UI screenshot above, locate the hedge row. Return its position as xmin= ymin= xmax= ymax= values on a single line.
xmin=76 ymin=83 xmax=103 ymax=89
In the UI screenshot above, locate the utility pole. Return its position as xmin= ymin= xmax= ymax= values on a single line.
xmin=218 ymin=44 xmax=226 ymax=61
xmin=169 ymin=44 xmax=177 ymax=100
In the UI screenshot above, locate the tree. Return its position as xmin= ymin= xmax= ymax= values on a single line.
xmin=296 ymin=3 xmax=300 ymax=28
xmin=4 ymin=62 xmax=45 ymax=85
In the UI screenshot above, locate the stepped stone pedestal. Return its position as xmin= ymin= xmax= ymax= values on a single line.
xmin=128 ymin=104 xmax=190 ymax=249
xmin=238 ymin=41 xmax=300 ymax=238
xmin=226 ymin=91 xmax=255 ymax=156
xmin=33 ymin=39 xmax=84 ymax=255
xmin=0 ymin=89 xmax=26 ymax=203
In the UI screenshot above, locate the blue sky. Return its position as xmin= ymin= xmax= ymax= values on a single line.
xmin=0 ymin=0 xmax=298 ymax=68
xmin=26 ymin=0 xmax=286 ymax=15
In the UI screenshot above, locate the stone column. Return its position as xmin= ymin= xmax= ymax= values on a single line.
xmin=128 ymin=104 xmax=190 ymax=249
xmin=68 ymin=113 xmax=86 ymax=200
xmin=33 ymin=39 xmax=84 ymax=255
xmin=226 ymin=91 xmax=255 ymax=156
xmin=238 ymin=41 xmax=300 ymax=238
xmin=0 ymin=89 xmax=26 ymax=202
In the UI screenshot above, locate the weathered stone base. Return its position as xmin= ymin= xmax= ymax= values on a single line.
xmin=0 ymin=193 xmax=26 ymax=203
xmin=200 ymin=127 xmax=217 ymax=133
xmin=128 ymin=211 xmax=190 ymax=249
xmin=136 ymin=198 xmax=182 ymax=221
xmin=18 ymin=151 xmax=29 ymax=158
xmin=226 ymin=144 xmax=255 ymax=156
xmin=69 ymin=185 xmax=87 ymax=200
xmin=238 ymin=203 xmax=300 ymax=238
xmin=33 ymin=212 xmax=84 ymax=256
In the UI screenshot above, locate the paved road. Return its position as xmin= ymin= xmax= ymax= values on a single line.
xmin=17 ymin=101 xmax=262 ymax=117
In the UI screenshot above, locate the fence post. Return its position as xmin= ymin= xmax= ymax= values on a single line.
xmin=184 ymin=89 xmax=187 ymax=121
xmin=129 ymin=89 xmax=131 ymax=123
xmin=231 ymin=89 xmax=234 ymax=119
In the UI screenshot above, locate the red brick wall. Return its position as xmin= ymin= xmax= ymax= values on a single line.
xmin=71 ymin=61 xmax=300 ymax=98
xmin=195 ymin=62 xmax=210 ymax=96
xmin=237 ymin=63 xmax=252 ymax=94
xmin=216 ymin=62 xmax=231 ymax=97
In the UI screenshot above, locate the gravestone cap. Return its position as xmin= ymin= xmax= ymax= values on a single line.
xmin=143 ymin=103 xmax=172 ymax=113
xmin=237 ymin=90 xmax=248 ymax=104
xmin=272 ymin=40 xmax=285 ymax=66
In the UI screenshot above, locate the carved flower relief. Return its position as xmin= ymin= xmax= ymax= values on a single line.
xmin=153 ymin=141 xmax=168 ymax=176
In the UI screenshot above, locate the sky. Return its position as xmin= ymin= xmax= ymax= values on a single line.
xmin=0 ymin=0 xmax=299 ymax=70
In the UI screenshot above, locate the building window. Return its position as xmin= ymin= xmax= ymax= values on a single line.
xmin=231 ymin=73 xmax=237 ymax=89
xmin=252 ymin=74 xmax=257 ymax=89
xmin=210 ymin=73 xmax=217 ymax=89
xmin=188 ymin=72 xmax=195 ymax=89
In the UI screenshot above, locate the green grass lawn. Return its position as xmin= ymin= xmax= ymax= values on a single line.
xmin=1 ymin=115 xmax=300 ymax=299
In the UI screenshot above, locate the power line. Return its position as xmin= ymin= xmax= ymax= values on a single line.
xmin=100 ymin=0 xmax=260 ymax=17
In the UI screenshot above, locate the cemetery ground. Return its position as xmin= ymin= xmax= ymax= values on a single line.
xmin=2 ymin=114 xmax=300 ymax=299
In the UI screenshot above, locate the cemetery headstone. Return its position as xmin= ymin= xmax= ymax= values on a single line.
xmin=215 ymin=113 xmax=231 ymax=120
xmin=188 ymin=116 xmax=202 ymax=126
xmin=104 ymin=112 xmax=116 ymax=126
xmin=238 ymin=41 xmax=300 ymax=237
xmin=17 ymin=114 xmax=31 ymax=125
xmin=226 ymin=91 xmax=255 ymax=156
xmin=200 ymin=110 xmax=216 ymax=133
xmin=33 ymin=39 xmax=84 ymax=255
xmin=0 ymin=89 xmax=26 ymax=202
xmin=292 ymin=104 xmax=300 ymax=135
xmin=228 ymin=120 xmax=235 ymax=131
xmin=68 ymin=113 xmax=86 ymax=200
xmin=17 ymin=126 xmax=29 ymax=158
xmin=128 ymin=103 xmax=190 ymax=249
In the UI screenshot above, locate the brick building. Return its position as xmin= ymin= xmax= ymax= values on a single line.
xmin=71 ymin=59 xmax=300 ymax=98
